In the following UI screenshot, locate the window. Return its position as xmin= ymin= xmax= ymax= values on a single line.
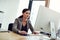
xmin=30 ymin=1 xmax=45 ymax=27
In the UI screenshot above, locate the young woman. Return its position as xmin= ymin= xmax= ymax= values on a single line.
xmin=12 ymin=8 xmax=38 ymax=36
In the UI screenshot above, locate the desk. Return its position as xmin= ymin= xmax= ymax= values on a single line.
xmin=0 ymin=32 xmax=27 ymax=40
xmin=0 ymin=31 xmax=50 ymax=40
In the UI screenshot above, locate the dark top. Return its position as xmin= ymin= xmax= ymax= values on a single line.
xmin=21 ymin=24 xmax=28 ymax=32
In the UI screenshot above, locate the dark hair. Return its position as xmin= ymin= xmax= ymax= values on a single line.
xmin=19 ymin=8 xmax=30 ymax=18
xmin=22 ymin=8 xmax=30 ymax=13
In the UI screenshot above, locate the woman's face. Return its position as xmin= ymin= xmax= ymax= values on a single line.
xmin=23 ymin=10 xmax=30 ymax=19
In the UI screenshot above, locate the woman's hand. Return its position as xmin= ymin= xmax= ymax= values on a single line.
xmin=33 ymin=31 xmax=39 ymax=34
xmin=18 ymin=31 xmax=27 ymax=34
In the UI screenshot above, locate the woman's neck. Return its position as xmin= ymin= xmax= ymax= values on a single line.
xmin=22 ymin=17 xmax=27 ymax=22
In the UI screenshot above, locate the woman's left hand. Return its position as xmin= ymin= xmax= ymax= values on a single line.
xmin=33 ymin=31 xmax=39 ymax=34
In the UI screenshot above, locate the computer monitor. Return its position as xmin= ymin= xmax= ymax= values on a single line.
xmin=34 ymin=5 xmax=60 ymax=34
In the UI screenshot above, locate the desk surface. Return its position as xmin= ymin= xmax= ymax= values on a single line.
xmin=0 ymin=31 xmax=50 ymax=40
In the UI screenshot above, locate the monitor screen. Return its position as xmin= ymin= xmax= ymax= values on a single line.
xmin=34 ymin=5 xmax=60 ymax=34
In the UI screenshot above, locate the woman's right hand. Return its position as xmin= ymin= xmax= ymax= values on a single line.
xmin=18 ymin=31 xmax=27 ymax=34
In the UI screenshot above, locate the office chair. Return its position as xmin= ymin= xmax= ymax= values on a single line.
xmin=8 ymin=23 xmax=13 ymax=31
xmin=0 ymin=23 xmax=2 ymax=28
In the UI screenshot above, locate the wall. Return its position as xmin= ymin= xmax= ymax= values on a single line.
xmin=17 ymin=0 xmax=29 ymax=17
xmin=0 ymin=0 xmax=19 ymax=30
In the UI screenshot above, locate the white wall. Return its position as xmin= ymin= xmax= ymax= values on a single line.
xmin=49 ymin=0 xmax=60 ymax=13
xmin=17 ymin=0 xmax=29 ymax=17
xmin=0 ymin=0 xmax=19 ymax=30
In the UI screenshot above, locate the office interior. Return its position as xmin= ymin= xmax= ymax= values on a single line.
xmin=0 ymin=0 xmax=60 ymax=40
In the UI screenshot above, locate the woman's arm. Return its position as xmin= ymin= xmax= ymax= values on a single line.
xmin=29 ymin=20 xmax=39 ymax=34
xmin=12 ymin=19 xmax=19 ymax=33
xmin=29 ymin=20 xmax=34 ymax=33
xmin=12 ymin=18 xmax=27 ymax=34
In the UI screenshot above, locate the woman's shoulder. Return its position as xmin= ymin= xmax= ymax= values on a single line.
xmin=28 ymin=19 xmax=31 ymax=23
xmin=15 ymin=17 xmax=22 ymax=22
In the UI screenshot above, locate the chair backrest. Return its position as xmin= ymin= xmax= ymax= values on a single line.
xmin=0 ymin=23 xmax=2 ymax=28
xmin=8 ymin=23 xmax=13 ymax=31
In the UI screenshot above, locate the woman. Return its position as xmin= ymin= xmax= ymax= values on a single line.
xmin=12 ymin=8 xmax=38 ymax=36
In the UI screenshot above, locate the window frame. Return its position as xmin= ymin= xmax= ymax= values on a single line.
xmin=28 ymin=0 xmax=50 ymax=11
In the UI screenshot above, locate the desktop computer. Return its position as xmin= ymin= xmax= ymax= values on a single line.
xmin=34 ymin=5 xmax=60 ymax=39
